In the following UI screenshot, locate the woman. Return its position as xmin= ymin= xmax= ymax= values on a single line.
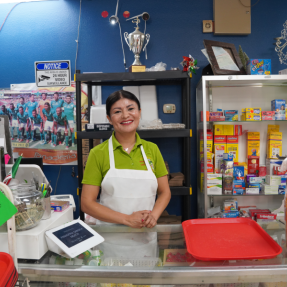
xmin=81 ymin=90 xmax=171 ymax=258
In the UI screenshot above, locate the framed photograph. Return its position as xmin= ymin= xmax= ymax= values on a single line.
xmin=203 ymin=40 xmax=246 ymax=75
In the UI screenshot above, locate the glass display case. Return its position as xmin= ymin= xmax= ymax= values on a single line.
xmin=196 ymin=75 xmax=287 ymax=218
xmin=17 ymin=223 xmax=287 ymax=286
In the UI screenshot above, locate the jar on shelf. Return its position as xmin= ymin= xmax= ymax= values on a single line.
xmin=10 ymin=184 xmax=45 ymax=231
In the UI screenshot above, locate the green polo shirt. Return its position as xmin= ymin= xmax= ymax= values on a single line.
xmin=82 ymin=132 xmax=168 ymax=186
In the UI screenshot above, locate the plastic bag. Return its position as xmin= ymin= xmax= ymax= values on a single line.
xmin=146 ymin=62 xmax=167 ymax=71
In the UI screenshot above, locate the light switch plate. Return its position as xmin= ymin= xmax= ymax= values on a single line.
xmin=163 ymin=104 xmax=176 ymax=113
xmin=203 ymin=20 xmax=213 ymax=33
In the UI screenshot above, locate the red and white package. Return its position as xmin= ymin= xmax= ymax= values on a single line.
xmin=249 ymin=209 xmax=271 ymax=220
xmin=256 ymin=213 xmax=277 ymax=220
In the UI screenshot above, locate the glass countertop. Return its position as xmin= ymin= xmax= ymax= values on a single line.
xmin=18 ymin=222 xmax=287 ymax=285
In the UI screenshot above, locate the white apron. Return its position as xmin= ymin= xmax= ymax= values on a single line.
xmin=96 ymin=136 xmax=158 ymax=258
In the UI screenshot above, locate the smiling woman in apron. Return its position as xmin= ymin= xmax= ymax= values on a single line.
xmin=81 ymin=90 xmax=171 ymax=258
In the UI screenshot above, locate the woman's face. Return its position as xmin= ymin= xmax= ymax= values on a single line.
xmin=107 ymin=97 xmax=141 ymax=134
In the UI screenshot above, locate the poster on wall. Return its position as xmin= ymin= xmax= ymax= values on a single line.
xmin=0 ymin=82 xmax=101 ymax=165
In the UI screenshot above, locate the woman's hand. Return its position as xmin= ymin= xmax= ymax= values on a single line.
xmin=125 ymin=210 xmax=150 ymax=229
xmin=143 ymin=213 xmax=157 ymax=228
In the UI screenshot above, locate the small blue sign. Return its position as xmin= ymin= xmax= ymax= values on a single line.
xmin=37 ymin=62 xmax=69 ymax=70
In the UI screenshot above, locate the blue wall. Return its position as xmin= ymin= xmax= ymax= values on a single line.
xmin=1 ymin=0 xmax=287 ymax=219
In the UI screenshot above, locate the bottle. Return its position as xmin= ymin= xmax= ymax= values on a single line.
xmin=88 ymin=250 xmax=101 ymax=266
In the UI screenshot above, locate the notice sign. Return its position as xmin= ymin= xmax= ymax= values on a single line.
xmin=35 ymin=60 xmax=71 ymax=87
xmin=53 ymin=222 xmax=94 ymax=248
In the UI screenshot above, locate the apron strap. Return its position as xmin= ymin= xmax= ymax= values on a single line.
xmin=108 ymin=136 xmax=115 ymax=170
xmin=140 ymin=145 xmax=153 ymax=172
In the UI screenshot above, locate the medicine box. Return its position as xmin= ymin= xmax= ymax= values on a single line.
xmin=249 ymin=177 xmax=263 ymax=184
xmin=265 ymin=175 xmax=281 ymax=185
xmin=247 ymin=59 xmax=271 ymax=75
xmin=200 ymin=111 xmax=210 ymax=121
xmin=237 ymin=162 xmax=248 ymax=176
xmin=234 ymin=166 xmax=244 ymax=180
xmin=268 ymin=125 xmax=280 ymax=133
xmin=214 ymin=136 xmax=226 ymax=173
xmin=248 ymin=183 xmax=261 ymax=191
xmin=223 ymin=176 xmax=233 ymax=194
xmin=267 ymin=139 xmax=282 ymax=159
xmin=234 ymin=125 xmax=242 ymax=135
xmin=249 ymin=209 xmax=271 ymax=220
xmin=214 ymin=125 xmax=234 ymax=135
xmin=244 ymin=108 xmax=262 ymax=121
xmin=227 ymin=136 xmax=239 ymax=163
xmin=271 ymin=99 xmax=285 ymax=114
xmin=248 ymin=158 xmax=259 ymax=175
xmin=207 ymin=174 xmax=222 ymax=183
xmin=200 ymin=130 xmax=213 ymax=153
xmin=246 ymin=188 xmax=260 ymax=195
xmin=266 ymin=159 xmax=283 ymax=175
xmin=222 ymin=211 xmax=239 ymax=218
xmin=207 ymin=184 xmax=222 ymax=195
xmin=224 ymin=110 xmax=238 ymax=121
xmin=223 ymin=199 xmax=238 ymax=211
xmin=233 ymin=180 xmax=245 ymax=195
xmin=50 ymin=200 xmax=70 ymax=212
xmin=263 ymin=184 xmax=278 ymax=195
xmin=279 ymin=185 xmax=285 ymax=194
xmin=222 ymin=159 xmax=234 ymax=177
xmin=262 ymin=111 xmax=275 ymax=121
xmin=268 ymin=132 xmax=282 ymax=140
xmin=247 ymin=132 xmax=260 ymax=158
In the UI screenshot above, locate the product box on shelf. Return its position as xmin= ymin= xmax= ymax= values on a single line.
xmin=249 ymin=177 xmax=263 ymax=184
xmin=214 ymin=136 xmax=227 ymax=173
xmin=244 ymin=108 xmax=262 ymax=121
xmin=279 ymin=185 xmax=285 ymax=194
xmin=207 ymin=173 xmax=223 ymax=182
xmin=262 ymin=111 xmax=275 ymax=121
xmin=223 ymin=176 xmax=233 ymax=194
xmin=214 ymin=125 xmax=234 ymax=135
xmin=246 ymin=174 xmax=257 ymax=183
xmin=224 ymin=110 xmax=238 ymax=121
xmin=233 ymin=180 xmax=245 ymax=195
xmin=223 ymin=199 xmax=238 ymax=211
xmin=247 ymin=59 xmax=271 ymax=75
xmin=266 ymin=159 xmax=283 ymax=175
xmin=259 ymin=166 xmax=266 ymax=177
xmin=246 ymin=188 xmax=260 ymax=195
xmin=249 ymin=209 xmax=271 ymax=220
xmin=209 ymin=116 xmax=226 ymax=122
xmin=247 ymin=132 xmax=260 ymax=158
xmin=199 ymin=130 xmax=213 ymax=153
xmin=200 ymin=111 xmax=210 ymax=121
xmin=262 ymin=184 xmax=279 ymax=195
xmin=237 ymin=162 xmax=248 ymax=176
xmin=267 ymin=133 xmax=282 ymax=159
xmin=234 ymin=125 xmax=242 ymax=135
xmin=268 ymin=124 xmax=280 ymax=133
xmin=222 ymin=211 xmax=239 ymax=218
xmin=248 ymin=158 xmax=259 ymax=175
xmin=227 ymin=135 xmax=239 ymax=163
xmin=221 ymin=159 xmax=234 ymax=177
xmin=234 ymin=166 xmax=245 ymax=180
xmin=265 ymin=175 xmax=282 ymax=185
xmin=256 ymin=213 xmax=277 ymax=223
xmin=272 ymin=99 xmax=286 ymax=113
xmin=248 ymin=182 xmax=261 ymax=192
xmin=207 ymin=183 xmax=222 ymax=195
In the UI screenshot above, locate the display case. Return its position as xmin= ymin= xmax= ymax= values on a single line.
xmin=16 ymin=222 xmax=287 ymax=286
xmin=196 ymin=75 xmax=287 ymax=218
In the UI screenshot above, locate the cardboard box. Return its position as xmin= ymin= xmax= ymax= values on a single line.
xmin=224 ymin=110 xmax=238 ymax=121
xmin=200 ymin=111 xmax=210 ymax=122
xmin=237 ymin=162 xmax=248 ymax=176
xmin=223 ymin=176 xmax=233 ymax=194
xmin=249 ymin=209 xmax=270 ymax=220
xmin=247 ymin=59 xmax=271 ymax=75
xmin=268 ymin=125 xmax=280 ymax=133
xmin=268 ymin=132 xmax=282 ymax=140
xmin=234 ymin=125 xmax=242 ymax=135
xmin=262 ymin=111 xmax=275 ymax=121
xmin=244 ymin=108 xmax=262 ymax=121
xmin=207 ymin=183 xmax=222 ymax=195
xmin=267 ymin=139 xmax=282 ymax=159
xmin=214 ymin=125 xmax=234 ymax=135
xmin=214 ymin=136 xmax=226 ymax=173
xmin=200 ymin=130 xmax=213 ymax=153
xmin=248 ymin=158 xmax=259 ymax=175
xmin=223 ymin=199 xmax=238 ymax=211
xmin=249 ymin=177 xmax=263 ymax=184
xmin=233 ymin=180 xmax=245 ymax=195
xmin=246 ymin=188 xmax=260 ymax=195
xmin=247 ymin=132 xmax=260 ymax=158
xmin=271 ymin=99 xmax=286 ymax=113
xmin=266 ymin=175 xmax=282 ymax=185
xmin=234 ymin=166 xmax=244 ymax=180
xmin=266 ymin=159 xmax=283 ymax=175
xmin=227 ymin=136 xmax=238 ymax=163
xmin=263 ymin=184 xmax=278 ymax=195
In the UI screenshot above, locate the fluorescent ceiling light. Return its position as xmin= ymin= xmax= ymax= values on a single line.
xmin=0 ymin=0 xmax=46 ymax=3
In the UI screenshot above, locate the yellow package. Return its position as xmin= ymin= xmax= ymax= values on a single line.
xmin=247 ymin=132 xmax=260 ymax=140
xmin=267 ymin=139 xmax=282 ymax=159
xmin=237 ymin=162 xmax=248 ymax=176
xmin=241 ymin=114 xmax=245 ymax=121
xmin=227 ymin=143 xmax=239 ymax=163
xmin=267 ymin=132 xmax=282 ymax=140
xmin=200 ymin=139 xmax=213 ymax=153
xmin=268 ymin=125 xmax=280 ymax=133
xmin=214 ymin=125 xmax=234 ymax=135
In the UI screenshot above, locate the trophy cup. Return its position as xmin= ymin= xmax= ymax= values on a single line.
xmin=124 ymin=18 xmax=150 ymax=72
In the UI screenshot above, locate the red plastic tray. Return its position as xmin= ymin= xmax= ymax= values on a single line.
xmin=182 ymin=218 xmax=282 ymax=261
xmin=0 ymin=252 xmax=16 ymax=287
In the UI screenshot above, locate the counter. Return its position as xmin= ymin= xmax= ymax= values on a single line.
xmin=18 ymin=223 xmax=287 ymax=286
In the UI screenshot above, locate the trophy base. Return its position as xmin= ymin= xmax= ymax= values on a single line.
xmin=129 ymin=65 xmax=146 ymax=73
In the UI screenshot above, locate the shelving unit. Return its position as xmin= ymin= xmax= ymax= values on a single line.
xmin=75 ymin=70 xmax=192 ymax=221
xmin=196 ymin=75 xmax=287 ymax=218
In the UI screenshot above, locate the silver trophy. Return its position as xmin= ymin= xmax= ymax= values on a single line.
xmin=124 ymin=18 xmax=150 ymax=66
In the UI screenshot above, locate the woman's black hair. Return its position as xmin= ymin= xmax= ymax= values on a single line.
xmin=106 ymin=90 xmax=141 ymax=117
